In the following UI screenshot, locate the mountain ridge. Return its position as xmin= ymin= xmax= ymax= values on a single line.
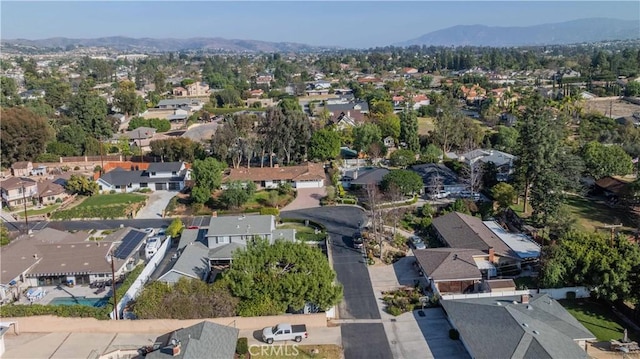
xmin=396 ymin=18 xmax=640 ymax=47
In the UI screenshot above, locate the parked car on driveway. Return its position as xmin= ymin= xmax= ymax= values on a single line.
xmin=262 ymin=323 xmax=308 ymax=344
xmin=430 ymin=191 xmax=450 ymax=199
xmin=409 ymin=236 xmax=427 ymax=250
xmin=353 ymin=231 xmax=364 ymax=249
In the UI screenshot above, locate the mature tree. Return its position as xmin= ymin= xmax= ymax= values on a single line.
xmin=211 ymin=113 xmax=256 ymax=168
xmin=514 ymin=94 xmax=565 ymax=225
xmin=431 ymin=96 xmax=465 ymax=153
xmin=539 ymin=230 xmax=640 ymax=303
xmin=191 ymin=186 xmax=211 ymax=204
xmin=65 ymin=174 xmax=99 ymax=196
xmin=581 ymin=141 xmax=634 ymax=180
xmin=389 ymin=149 xmax=416 ymax=168
xmin=222 ymin=239 xmax=343 ymax=316
xmin=491 ymin=182 xmax=517 ymax=211
xmin=220 ymin=181 xmax=256 ymax=209
xmin=625 ymin=80 xmax=640 ymax=97
xmin=492 ymin=125 xmax=519 ymax=154
xmin=257 ymin=108 xmax=282 ymax=167
xmin=399 ymin=109 xmax=420 ymax=152
xmin=128 ymin=117 xmax=171 ymax=132
xmin=192 ymin=157 xmax=226 ymax=192
xmin=308 ymin=128 xmax=341 ymax=161
xmin=376 ymin=113 xmax=401 ymax=140
xmin=0 ymin=223 xmax=10 ymax=246
xmin=352 ymin=123 xmax=382 ymax=153
xmin=132 ymin=278 xmax=238 ymax=319
xmin=0 ymin=107 xmax=54 ymax=167
xmin=381 ymin=169 xmax=423 ymax=196
xmin=153 ymin=71 xmax=166 ymax=94
xmin=113 ymin=80 xmax=145 ymax=116
xmin=270 ymin=107 xmax=311 ymax=165
xmin=1 ymin=76 xmax=21 ymax=107
xmin=56 ymin=124 xmax=87 ymax=156
xmin=421 ymin=144 xmax=443 ymax=163
xmin=149 ymin=137 xmax=204 ymax=163
xmin=43 ymin=78 xmax=71 ymax=109
xmin=166 ymin=218 xmax=184 ymax=238
xmin=68 ymin=84 xmax=111 ymax=138
xmin=213 ymin=87 xmax=243 ymax=108
xmin=277 ymin=97 xmax=303 ymax=114
xmin=46 ymin=141 xmax=76 ymax=157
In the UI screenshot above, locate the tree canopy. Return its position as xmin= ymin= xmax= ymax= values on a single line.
xmin=192 ymin=157 xmax=226 ymax=192
xmin=222 ymin=239 xmax=342 ymax=316
xmin=0 ymin=107 xmax=54 ymax=167
xmin=308 ymin=128 xmax=341 ymax=161
xmin=382 ymin=169 xmax=423 ymax=196
xmin=581 ymin=141 xmax=634 ymax=180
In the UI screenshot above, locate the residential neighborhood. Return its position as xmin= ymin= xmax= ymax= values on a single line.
xmin=1 ymin=3 xmax=640 ymax=359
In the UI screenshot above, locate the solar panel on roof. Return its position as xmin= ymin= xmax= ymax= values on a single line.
xmin=113 ymin=230 xmax=147 ymax=259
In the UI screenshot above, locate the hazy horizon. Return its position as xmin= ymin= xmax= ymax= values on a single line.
xmin=1 ymin=1 xmax=639 ymax=48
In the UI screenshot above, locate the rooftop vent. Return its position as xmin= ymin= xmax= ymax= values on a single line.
xmin=522 ymin=323 xmax=529 ymax=327
xmin=512 ymin=301 xmax=518 ymax=304
xmin=496 ymin=302 xmax=502 ymax=306
xmin=533 ymin=330 xmax=540 ymax=335
xmin=527 ymin=305 xmax=533 ymax=310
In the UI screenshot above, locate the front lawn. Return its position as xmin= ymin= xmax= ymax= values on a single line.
xmin=14 ymin=204 xmax=61 ymax=217
xmin=559 ymin=299 xmax=638 ymax=342
xmin=209 ymin=190 xmax=294 ymax=213
xmin=249 ymin=344 xmax=342 ymax=359
xmin=51 ymin=193 xmax=147 ymax=220
xmin=278 ymin=223 xmax=326 ymax=242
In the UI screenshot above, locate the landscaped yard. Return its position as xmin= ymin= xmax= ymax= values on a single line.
xmin=559 ymin=299 xmax=638 ymax=342
xmin=417 ymin=116 xmax=435 ymax=136
xmin=244 ymin=190 xmax=294 ymax=209
xmin=278 ymin=222 xmax=326 ymax=242
xmin=250 ymin=344 xmax=342 ymax=359
xmin=13 ymin=204 xmax=61 ymax=218
xmin=51 ymin=193 xmax=147 ymax=220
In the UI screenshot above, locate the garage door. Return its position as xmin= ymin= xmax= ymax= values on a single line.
xmin=168 ymin=182 xmax=180 ymax=191
xmin=295 ymin=180 xmax=324 ymax=188
xmin=155 ymin=183 xmax=167 ymax=190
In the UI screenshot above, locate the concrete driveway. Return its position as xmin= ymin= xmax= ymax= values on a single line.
xmin=281 ymin=187 xmax=326 ymax=211
xmin=369 ymin=256 xmax=469 ymax=359
xmin=135 ymin=191 xmax=177 ymax=219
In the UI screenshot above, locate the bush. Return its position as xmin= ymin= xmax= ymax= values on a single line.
xmin=74 ymin=166 xmax=80 ymax=171
xmin=55 ymin=198 xmax=63 ymax=204
xmin=109 ymin=190 xmax=116 ymax=194
xmin=387 ymin=306 xmax=403 ymax=316
xmin=449 ymin=329 xmax=460 ymax=340
xmin=260 ymin=207 xmax=280 ymax=216
xmin=137 ymin=188 xmax=152 ymax=193
xmin=236 ymin=338 xmax=249 ymax=355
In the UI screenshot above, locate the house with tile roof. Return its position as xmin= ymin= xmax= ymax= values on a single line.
xmin=441 ymin=293 xmax=595 ymax=359
xmin=224 ymin=162 xmax=325 ymax=189
xmin=146 ymin=321 xmax=239 ymax=359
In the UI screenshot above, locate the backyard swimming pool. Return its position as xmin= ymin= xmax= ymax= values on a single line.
xmin=48 ymin=296 xmax=110 ymax=307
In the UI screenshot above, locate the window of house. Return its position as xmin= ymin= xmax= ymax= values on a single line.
xmin=140 ymin=183 xmax=148 ymax=188
xmin=172 ymin=171 xmax=177 ymax=175
xmin=151 ymin=172 xmax=156 ymax=176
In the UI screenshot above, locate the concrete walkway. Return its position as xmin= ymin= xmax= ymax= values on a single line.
xmin=281 ymin=187 xmax=326 ymax=211
xmin=368 ymin=256 xmax=470 ymax=359
xmin=135 ymin=192 xmax=177 ymax=219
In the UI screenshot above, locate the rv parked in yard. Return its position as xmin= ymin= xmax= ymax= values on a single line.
xmin=262 ymin=323 xmax=308 ymax=344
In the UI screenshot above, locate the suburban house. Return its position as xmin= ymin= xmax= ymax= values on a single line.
xmin=31 ymin=165 xmax=48 ymax=176
xmin=431 ymin=212 xmax=522 ymax=275
xmin=341 ymin=168 xmax=390 ymax=189
xmin=157 ymin=99 xmax=203 ymax=111
xmin=146 ymin=321 xmax=239 ymax=359
xmin=324 ymin=100 xmax=369 ymax=123
xmin=454 ymin=149 xmax=516 ymax=181
xmin=414 ymin=248 xmax=486 ymax=294
xmin=0 ymin=177 xmax=38 ymax=208
xmin=255 ymin=75 xmax=274 ymax=86
xmin=159 ymin=215 xmax=296 ymax=284
xmin=328 ymin=112 xmax=357 ymax=129
xmin=441 ymin=294 xmax=596 ymax=359
xmin=224 ymin=162 xmax=325 ymax=189
xmin=593 ymin=176 xmax=633 ymax=201
xmin=0 ymin=228 xmax=135 ymax=291
xmin=119 ymin=126 xmax=157 ymax=149
xmin=36 ymin=179 xmax=68 ymax=205
xmin=167 ymin=108 xmax=189 ymax=122
xmin=97 ymin=162 xmax=190 ymax=192
xmin=411 ymin=163 xmax=466 ymax=195
xmin=10 ymin=162 xmax=33 ymax=177
xmin=172 ymin=82 xmax=209 ymax=97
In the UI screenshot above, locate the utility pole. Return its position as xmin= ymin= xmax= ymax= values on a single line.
xmin=603 ymin=224 xmax=623 ymax=247
xmin=21 ymin=184 xmax=29 ymax=234
xmin=99 ymin=137 xmax=105 ymax=176
xmin=110 ymin=250 xmax=118 ymax=320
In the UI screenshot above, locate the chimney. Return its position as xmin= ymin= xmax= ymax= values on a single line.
xmin=488 ymin=247 xmax=495 ymax=263
xmin=521 ymin=294 xmax=529 ymax=304
xmin=353 ymin=169 xmax=358 ymax=180
xmin=172 ymin=342 xmax=181 ymax=356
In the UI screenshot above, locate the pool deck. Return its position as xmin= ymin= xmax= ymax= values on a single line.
xmin=17 ymin=285 xmax=112 ymax=306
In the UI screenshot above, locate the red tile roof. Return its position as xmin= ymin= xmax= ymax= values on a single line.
xmin=224 ymin=163 xmax=325 ymax=183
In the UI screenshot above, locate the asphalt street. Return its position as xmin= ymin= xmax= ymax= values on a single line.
xmin=282 ymin=206 xmax=393 ymax=359
xmin=6 ymin=216 xmax=214 ymax=233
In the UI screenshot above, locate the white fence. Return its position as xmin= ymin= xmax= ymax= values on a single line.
xmin=110 ymin=236 xmax=172 ymax=320
xmin=441 ymin=286 xmax=590 ymax=301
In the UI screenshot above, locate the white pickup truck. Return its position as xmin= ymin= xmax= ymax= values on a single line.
xmin=262 ymin=323 xmax=308 ymax=344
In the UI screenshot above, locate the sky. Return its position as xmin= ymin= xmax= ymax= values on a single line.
xmin=1 ymin=1 xmax=638 ymax=48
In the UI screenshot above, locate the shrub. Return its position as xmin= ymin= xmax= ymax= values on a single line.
xmin=387 ymin=305 xmax=403 ymax=316
xmin=449 ymin=329 xmax=460 ymax=340
xmin=236 ymin=338 xmax=249 ymax=355
xmin=260 ymin=207 xmax=280 ymax=216
xmin=138 ymin=188 xmax=152 ymax=193
xmin=109 ymin=190 xmax=116 ymax=194
xmin=94 ymin=165 xmax=102 ymax=173
xmin=74 ymin=166 xmax=80 ymax=170
xmin=55 ymin=198 xmax=63 ymax=204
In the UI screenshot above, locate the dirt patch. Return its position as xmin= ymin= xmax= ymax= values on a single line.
xmin=587 ymin=341 xmax=640 ymax=359
xmin=584 ymin=98 xmax=640 ymax=118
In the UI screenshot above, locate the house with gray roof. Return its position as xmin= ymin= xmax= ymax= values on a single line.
xmin=441 ymin=293 xmax=595 ymax=359
xmin=341 ymin=168 xmax=390 ymax=189
xmin=414 ymin=248 xmax=486 ymax=294
xmin=156 ymin=99 xmax=203 ymax=110
xmin=411 ymin=163 xmax=466 ymax=195
xmin=97 ymin=162 xmax=189 ymax=192
xmin=457 ymin=148 xmax=516 ymax=182
xmin=146 ymin=321 xmax=239 ymax=359
xmin=159 ymin=215 xmax=296 ymax=284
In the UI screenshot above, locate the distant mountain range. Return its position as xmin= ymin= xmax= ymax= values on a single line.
xmin=397 ymin=18 xmax=640 ymax=47
xmin=2 ymin=18 xmax=638 ymax=52
xmin=0 ymin=36 xmax=335 ymax=53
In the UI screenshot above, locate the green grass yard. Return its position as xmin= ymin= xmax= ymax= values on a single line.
xmin=13 ymin=204 xmax=61 ymax=218
xmin=278 ymin=223 xmax=326 ymax=242
xmin=559 ymin=299 xmax=639 ymax=342
xmin=417 ymin=117 xmax=435 ymax=136
xmin=564 ymin=195 xmax=636 ymax=234
xmin=78 ymin=193 xmax=146 ymax=207
xmin=51 ymin=193 xmax=146 ymax=220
